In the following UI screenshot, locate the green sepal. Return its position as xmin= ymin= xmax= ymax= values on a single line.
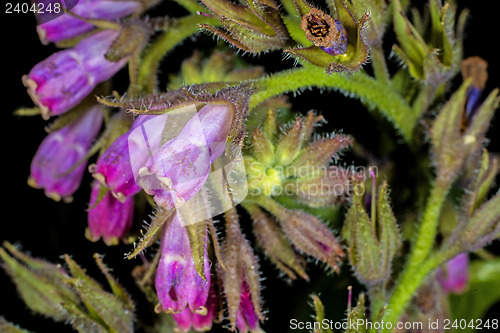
xmin=185 ymin=220 xmax=209 ymax=281
xmin=275 ymin=118 xmax=303 ymax=165
xmin=127 ymin=208 xmax=173 ymax=259
xmin=0 ymin=318 xmax=33 ymax=333
xmin=392 ymin=0 xmax=427 ymax=79
xmin=251 ymin=128 xmax=275 ymax=165
xmin=311 ymin=295 xmax=333 ymax=333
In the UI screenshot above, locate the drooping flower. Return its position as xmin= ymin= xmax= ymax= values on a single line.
xmin=235 ymin=282 xmax=261 ymax=333
xmin=437 ymin=253 xmax=469 ymax=294
xmin=219 ymin=208 xmax=264 ymax=332
xmin=172 ymin=283 xmax=217 ymax=332
xmin=29 ymin=105 xmax=103 ymax=201
xmin=23 ymin=29 xmax=127 ymax=119
xmin=36 ymin=0 xmax=140 ymax=45
xmin=91 ymin=114 xmax=161 ymax=201
xmin=155 ymin=214 xmax=211 ymax=315
xmin=137 ymin=103 xmax=234 ymax=210
xmin=86 ymin=180 xmax=134 ymax=245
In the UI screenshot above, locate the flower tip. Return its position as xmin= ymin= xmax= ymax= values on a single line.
xmin=85 ymin=228 xmax=100 ymax=243
xmin=111 ymin=190 xmax=127 ymax=203
xmin=27 ymin=177 xmax=41 ymax=189
xmin=91 ymin=170 xmax=106 ymax=185
xmin=22 ymin=75 xmax=50 ymax=120
xmin=44 ymin=190 xmax=62 ymax=202
xmin=194 ymin=306 xmax=208 ymax=316
xmin=36 ymin=26 xmax=49 ymax=46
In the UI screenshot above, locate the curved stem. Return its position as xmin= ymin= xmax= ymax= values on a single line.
xmin=138 ymin=15 xmax=219 ymax=94
xmin=249 ymin=65 xmax=417 ymax=142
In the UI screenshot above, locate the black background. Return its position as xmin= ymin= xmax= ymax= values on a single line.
xmin=1 ymin=1 xmax=500 ymax=332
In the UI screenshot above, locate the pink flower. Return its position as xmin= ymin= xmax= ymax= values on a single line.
xmin=235 ymin=282 xmax=261 ymax=333
xmin=437 ymin=253 xmax=469 ymax=294
xmin=87 ymin=180 xmax=134 ymax=245
xmin=155 ymin=214 xmax=211 ymax=314
xmin=138 ymin=103 xmax=234 ymax=209
xmin=29 ymin=105 xmax=103 ymax=201
xmin=91 ymin=115 xmax=161 ymax=201
xmin=37 ymin=0 xmax=139 ymax=45
xmin=23 ymin=30 xmax=127 ymax=119
xmin=172 ymin=283 xmax=217 ymax=332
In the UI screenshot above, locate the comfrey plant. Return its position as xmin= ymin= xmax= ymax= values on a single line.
xmin=3 ymin=0 xmax=500 ymax=332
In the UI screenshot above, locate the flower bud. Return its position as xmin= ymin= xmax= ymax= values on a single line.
xmin=461 ymin=56 xmax=488 ymax=122
xmin=246 ymin=203 xmax=308 ymax=280
xmin=220 ymin=208 xmax=264 ymax=331
xmin=86 ymin=180 xmax=134 ymax=245
xmin=23 ymin=30 xmax=127 ymax=119
xmin=263 ymin=199 xmax=344 ymax=271
xmin=342 ymin=181 xmax=402 ymax=286
xmin=29 ymin=105 xmax=103 ymax=201
xmin=391 ymin=0 xmax=466 ymax=82
xmin=36 ymin=0 xmax=140 ymax=45
xmin=199 ymin=0 xmax=292 ymax=53
xmin=437 ymin=253 xmax=468 ymax=294
xmin=431 ymin=81 xmax=500 ymax=184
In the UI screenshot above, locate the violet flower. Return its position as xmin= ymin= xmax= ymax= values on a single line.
xmin=29 ymin=105 xmax=103 ymax=201
xmin=235 ymin=282 xmax=261 ymax=333
xmin=155 ymin=213 xmax=211 ymax=314
xmin=23 ymin=30 xmax=127 ymax=119
xmin=87 ymin=180 xmax=134 ymax=245
xmin=138 ymin=103 xmax=234 ymax=210
xmin=172 ymin=283 xmax=217 ymax=332
xmin=437 ymin=253 xmax=469 ymax=294
xmin=37 ymin=0 xmax=139 ymax=45
xmin=91 ymin=114 xmax=162 ymax=201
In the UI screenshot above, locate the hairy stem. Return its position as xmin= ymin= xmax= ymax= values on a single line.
xmin=381 ymin=247 xmax=457 ymax=332
xmin=138 ymin=15 xmax=219 ymax=94
xmin=249 ymin=65 xmax=417 ymax=142
xmin=380 ymin=177 xmax=453 ymax=329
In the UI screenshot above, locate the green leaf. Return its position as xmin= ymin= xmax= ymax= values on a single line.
xmin=450 ymin=259 xmax=500 ymax=333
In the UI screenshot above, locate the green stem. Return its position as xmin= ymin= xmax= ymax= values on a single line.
xmin=369 ymin=46 xmax=391 ymax=86
xmin=137 ymin=15 xmax=219 ymax=94
xmin=407 ymin=178 xmax=451 ymax=269
xmin=249 ymin=65 xmax=417 ymax=142
xmin=380 ymin=177 xmax=453 ymax=330
xmin=368 ymin=283 xmax=386 ymax=323
xmin=380 ymin=248 xmax=457 ymax=332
